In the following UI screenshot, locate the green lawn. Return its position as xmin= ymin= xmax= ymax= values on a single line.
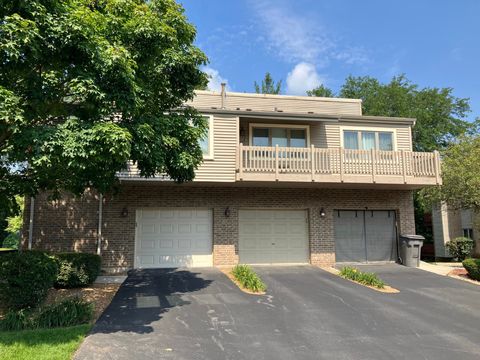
xmin=0 ymin=325 xmax=91 ymax=360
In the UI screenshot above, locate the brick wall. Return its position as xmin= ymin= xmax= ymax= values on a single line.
xmin=24 ymin=185 xmax=415 ymax=272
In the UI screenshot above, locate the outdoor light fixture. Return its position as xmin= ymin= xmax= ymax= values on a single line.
xmin=319 ymin=207 xmax=326 ymax=218
xmin=224 ymin=207 xmax=231 ymax=217
xmin=240 ymin=127 xmax=246 ymax=138
xmin=121 ymin=207 xmax=128 ymax=218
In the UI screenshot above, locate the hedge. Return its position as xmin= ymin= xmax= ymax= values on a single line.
xmin=462 ymin=258 xmax=480 ymax=281
xmin=0 ymin=251 xmax=58 ymax=310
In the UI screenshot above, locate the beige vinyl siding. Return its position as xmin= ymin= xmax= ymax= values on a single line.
xmin=188 ymin=91 xmax=362 ymax=116
xmin=194 ymin=114 xmax=238 ymax=182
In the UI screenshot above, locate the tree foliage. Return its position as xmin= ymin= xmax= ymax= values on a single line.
xmin=254 ymin=72 xmax=282 ymax=94
xmin=307 ymin=85 xmax=335 ymax=98
xmin=338 ymin=75 xmax=476 ymax=152
xmin=0 ymin=0 xmax=208 ymax=215
xmin=421 ymin=135 xmax=480 ymax=211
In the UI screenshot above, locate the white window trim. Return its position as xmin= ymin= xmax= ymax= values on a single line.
xmin=202 ymin=115 xmax=214 ymax=160
xmin=339 ymin=125 xmax=397 ymax=151
xmin=248 ymin=123 xmax=311 ymax=147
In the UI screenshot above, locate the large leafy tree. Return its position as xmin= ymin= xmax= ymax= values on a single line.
xmin=421 ymin=136 xmax=480 ymax=211
xmin=0 ymin=0 xmax=208 ymax=216
xmin=338 ymin=75 xmax=476 ymax=152
xmin=306 ymin=85 xmax=334 ymax=98
xmin=254 ymin=72 xmax=282 ymax=94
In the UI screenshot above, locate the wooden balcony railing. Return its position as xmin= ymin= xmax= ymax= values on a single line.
xmin=237 ymin=144 xmax=441 ymax=185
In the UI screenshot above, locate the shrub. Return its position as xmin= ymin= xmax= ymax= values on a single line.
xmin=54 ymin=253 xmax=101 ymax=288
xmin=0 ymin=298 xmax=93 ymax=331
xmin=2 ymin=233 xmax=20 ymax=249
xmin=0 ymin=308 xmax=34 ymax=331
xmin=340 ymin=266 xmax=386 ymax=289
xmin=35 ymin=298 xmax=93 ymax=328
xmin=446 ymin=237 xmax=474 ymax=261
xmin=231 ymin=265 xmax=267 ymax=293
xmin=0 ymin=251 xmax=58 ymax=310
xmin=462 ymin=258 xmax=480 ymax=281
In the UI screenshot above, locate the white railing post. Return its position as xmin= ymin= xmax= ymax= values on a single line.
xmin=401 ymin=150 xmax=407 ymax=184
xmin=371 ymin=148 xmax=376 ymax=183
xmin=311 ymin=144 xmax=315 ymax=181
xmin=339 ymin=147 xmax=344 ymax=182
xmin=434 ymin=150 xmax=441 ymax=184
xmin=239 ymin=143 xmax=243 ymax=180
xmin=275 ymin=144 xmax=279 ymax=181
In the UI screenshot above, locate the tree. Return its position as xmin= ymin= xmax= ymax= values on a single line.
xmin=339 ymin=75 xmax=477 ymax=152
xmin=0 ymin=0 xmax=208 ymax=216
xmin=421 ymin=135 xmax=480 ymax=211
xmin=307 ymin=85 xmax=335 ymax=98
xmin=254 ymin=72 xmax=282 ymax=94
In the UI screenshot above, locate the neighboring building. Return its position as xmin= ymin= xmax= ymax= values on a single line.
xmin=432 ymin=205 xmax=479 ymax=259
xmin=23 ymin=87 xmax=442 ymax=272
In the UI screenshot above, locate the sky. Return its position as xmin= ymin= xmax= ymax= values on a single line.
xmin=180 ymin=0 xmax=479 ymax=121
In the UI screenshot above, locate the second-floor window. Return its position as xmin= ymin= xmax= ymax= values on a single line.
xmin=343 ymin=130 xmax=394 ymax=151
xmin=199 ymin=115 xmax=214 ymax=159
xmin=251 ymin=125 xmax=309 ymax=148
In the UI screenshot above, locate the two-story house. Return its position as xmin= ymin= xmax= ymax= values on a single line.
xmin=23 ymin=87 xmax=441 ymax=273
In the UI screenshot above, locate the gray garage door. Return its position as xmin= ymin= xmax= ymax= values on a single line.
xmin=334 ymin=210 xmax=397 ymax=263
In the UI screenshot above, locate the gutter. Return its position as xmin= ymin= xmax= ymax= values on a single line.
xmin=28 ymin=197 xmax=34 ymax=250
xmin=97 ymin=193 xmax=103 ymax=255
xmin=194 ymin=108 xmax=416 ymax=125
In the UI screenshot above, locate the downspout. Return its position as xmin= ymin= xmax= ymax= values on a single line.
xmin=28 ymin=197 xmax=35 ymax=250
xmin=97 ymin=193 xmax=103 ymax=255
xmin=220 ymin=82 xmax=226 ymax=109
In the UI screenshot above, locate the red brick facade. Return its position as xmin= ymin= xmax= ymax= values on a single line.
xmin=23 ymin=184 xmax=415 ymax=272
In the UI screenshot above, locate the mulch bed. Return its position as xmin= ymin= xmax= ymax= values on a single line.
xmin=45 ymin=284 xmax=120 ymax=322
xmin=448 ymin=268 xmax=480 ymax=285
xmin=0 ymin=283 xmax=120 ymax=323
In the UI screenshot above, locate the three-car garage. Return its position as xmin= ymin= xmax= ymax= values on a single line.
xmin=134 ymin=207 xmax=398 ymax=269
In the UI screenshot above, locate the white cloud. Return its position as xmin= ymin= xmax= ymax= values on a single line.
xmin=286 ymin=62 xmax=324 ymax=95
xmin=202 ymin=66 xmax=230 ymax=92
xmin=249 ymin=0 xmax=369 ymax=67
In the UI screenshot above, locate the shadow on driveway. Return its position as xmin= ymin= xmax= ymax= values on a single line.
xmin=92 ymin=268 xmax=212 ymax=334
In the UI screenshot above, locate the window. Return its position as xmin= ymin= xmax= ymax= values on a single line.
xmin=251 ymin=125 xmax=308 ymax=147
xmin=463 ymin=228 xmax=474 ymax=239
xmin=343 ymin=130 xmax=394 ymax=151
xmin=199 ymin=115 xmax=214 ymax=159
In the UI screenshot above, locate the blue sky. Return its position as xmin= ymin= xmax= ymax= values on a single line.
xmin=180 ymin=0 xmax=479 ymax=120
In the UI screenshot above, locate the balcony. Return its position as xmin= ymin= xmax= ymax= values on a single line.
xmin=237 ymin=144 xmax=441 ymax=186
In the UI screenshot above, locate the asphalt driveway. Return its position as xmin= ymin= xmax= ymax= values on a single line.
xmin=75 ymin=265 xmax=480 ymax=360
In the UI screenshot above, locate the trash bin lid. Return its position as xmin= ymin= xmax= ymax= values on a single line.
xmin=400 ymin=234 xmax=425 ymax=240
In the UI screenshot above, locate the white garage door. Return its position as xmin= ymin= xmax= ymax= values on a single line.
xmin=135 ymin=209 xmax=213 ymax=268
xmin=239 ymin=209 xmax=309 ymax=264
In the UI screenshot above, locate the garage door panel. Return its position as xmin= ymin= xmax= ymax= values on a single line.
xmin=178 ymin=224 xmax=192 ymax=233
xmin=140 ymin=240 xmax=156 ymax=249
xmin=365 ymin=211 xmax=396 ymax=262
xmin=239 ymin=210 xmax=309 ymax=264
xmin=141 ymin=210 xmax=159 ymax=220
xmin=159 ymin=210 xmax=175 ymax=219
xmin=334 ymin=210 xmax=396 ymax=263
xmin=334 ymin=211 xmax=366 ymax=263
xmin=159 ymin=239 xmax=173 ymax=248
xmin=135 ymin=209 xmax=213 ymax=268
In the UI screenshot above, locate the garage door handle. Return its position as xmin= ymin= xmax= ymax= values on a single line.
xmin=272 ymin=243 xmax=275 ymax=245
